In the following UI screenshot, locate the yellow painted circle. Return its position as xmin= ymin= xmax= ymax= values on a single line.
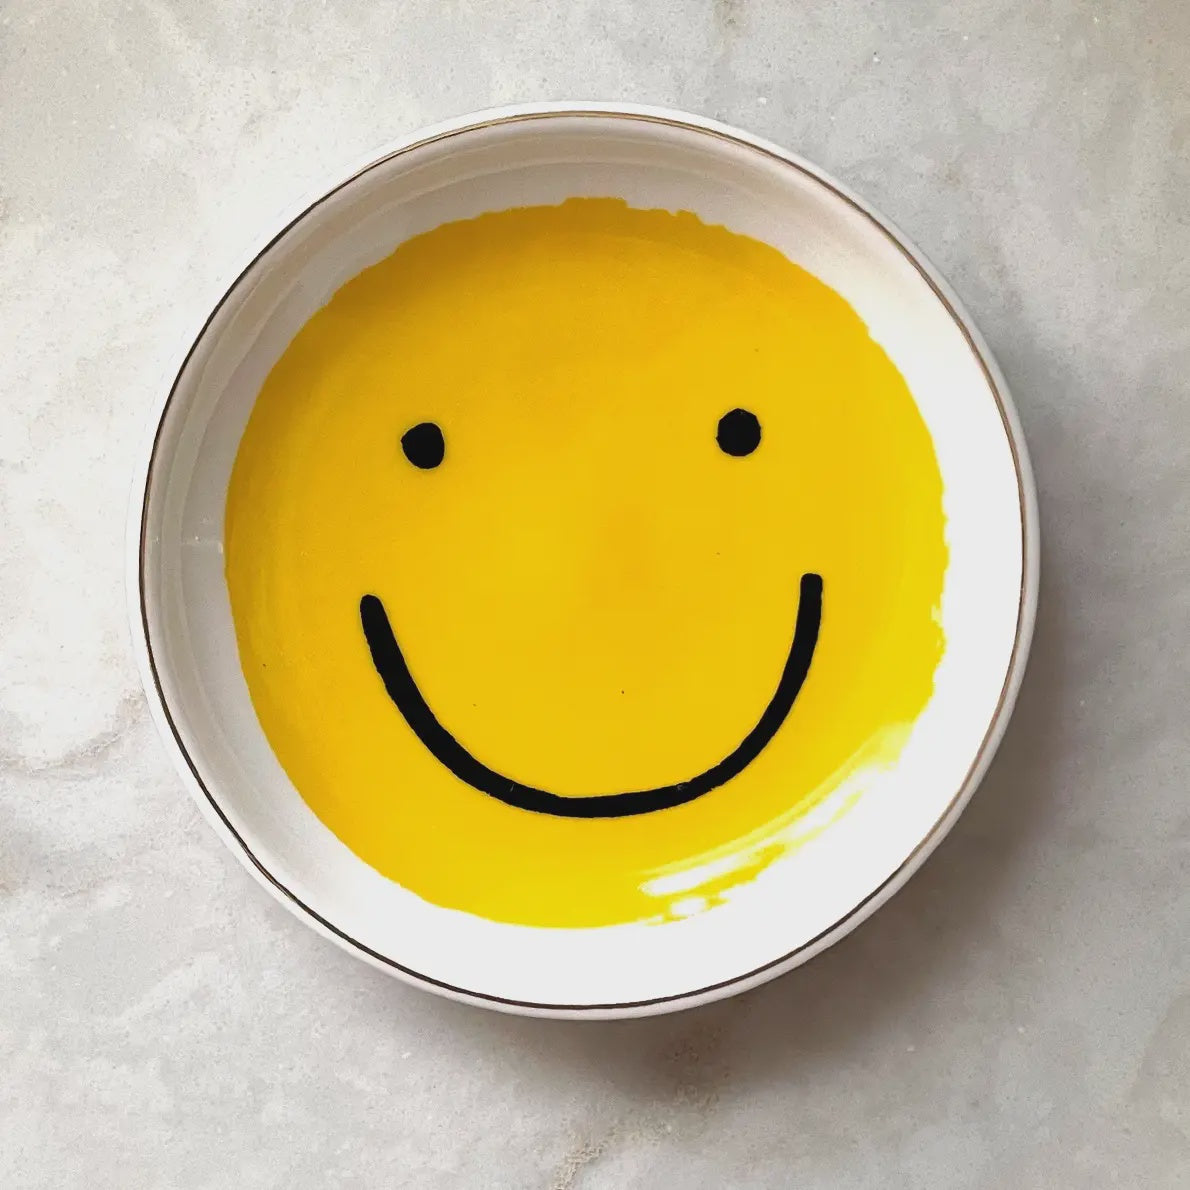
xmin=225 ymin=199 xmax=946 ymax=927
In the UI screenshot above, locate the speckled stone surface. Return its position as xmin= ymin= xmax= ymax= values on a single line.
xmin=3 ymin=1 xmax=1189 ymax=1186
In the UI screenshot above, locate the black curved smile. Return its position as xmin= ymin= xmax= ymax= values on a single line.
xmin=359 ymin=573 xmax=822 ymax=818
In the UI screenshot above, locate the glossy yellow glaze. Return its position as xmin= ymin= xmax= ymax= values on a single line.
xmin=225 ymin=198 xmax=946 ymax=927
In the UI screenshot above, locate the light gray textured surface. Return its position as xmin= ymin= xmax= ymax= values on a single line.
xmin=2 ymin=1 xmax=1188 ymax=1186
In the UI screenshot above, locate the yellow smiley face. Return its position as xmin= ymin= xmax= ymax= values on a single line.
xmin=225 ymin=198 xmax=947 ymax=928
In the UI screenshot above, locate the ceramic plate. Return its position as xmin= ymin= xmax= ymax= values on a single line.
xmin=130 ymin=103 xmax=1037 ymax=1018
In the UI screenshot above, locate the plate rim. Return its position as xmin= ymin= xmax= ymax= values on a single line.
xmin=126 ymin=101 xmax=1040 ymax=1019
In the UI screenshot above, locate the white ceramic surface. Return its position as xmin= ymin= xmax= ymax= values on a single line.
xmin=130 ymin=104 xmax=1037 ymax=1018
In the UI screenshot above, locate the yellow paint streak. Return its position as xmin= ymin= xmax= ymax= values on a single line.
xmin=225 ymin=198 xmax=947 ymax=927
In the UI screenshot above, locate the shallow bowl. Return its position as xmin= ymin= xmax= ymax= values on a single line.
xmin=129 ymin=103 xmax=1037 ymax=1018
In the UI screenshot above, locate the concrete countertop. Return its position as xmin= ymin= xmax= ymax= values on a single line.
xmin=3 ymin=1 xmax=1188 ymax=1186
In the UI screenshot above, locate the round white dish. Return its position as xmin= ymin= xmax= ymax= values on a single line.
xmin=128 ymin=102 xmax=1038 ymax=1019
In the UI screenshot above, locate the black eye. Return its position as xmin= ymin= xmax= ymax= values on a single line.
xmin=401 ymin=421 xmax=445 ymax=469
xmin=716 ymin=408 xmax=761 ymax=457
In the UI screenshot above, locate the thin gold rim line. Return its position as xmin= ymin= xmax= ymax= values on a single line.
xmin=136 ymin=105 xmax=1036 ymax=1015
